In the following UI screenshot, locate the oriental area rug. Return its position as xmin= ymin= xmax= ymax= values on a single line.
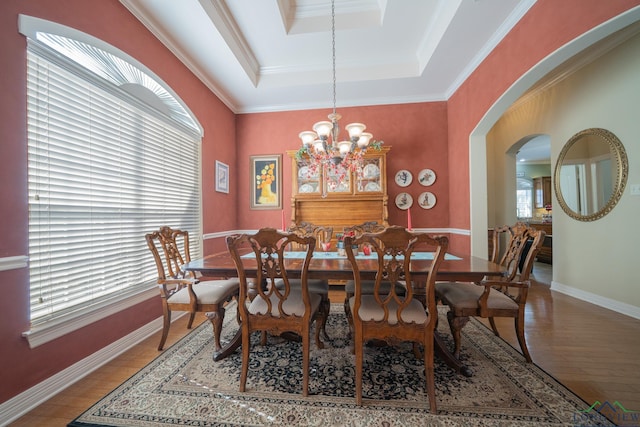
xmin=69 ymin=303 xmax=612 ymax=427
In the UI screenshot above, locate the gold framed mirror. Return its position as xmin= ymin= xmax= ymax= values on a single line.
xmin=554 ymin=128 xmax=628 ymax=221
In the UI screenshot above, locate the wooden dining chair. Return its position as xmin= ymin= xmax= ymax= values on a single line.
xmin=344 ymin=225 xmax=448 ymax=412
xmin=282 ymin=222 xmax=333 ymax=340
xmin=435 ymin=224 xmax=546 ymax=362
xmin=145 ymin=226 xmax=239 ymax=351
xmin=342 ymin=222 xmax=405 ymax=326
xmin=226 ymin=227 xmax=323 ymax=396
xmin=490 ymin=224 xmax=512 ymax=264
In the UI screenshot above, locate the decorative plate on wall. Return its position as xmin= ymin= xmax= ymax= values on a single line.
xmin=418 ymin=191 xmax=437 ymax=209
xmin=395 ymin=192 xmax=413 ymax=210
xmin=394 ymin=170 xmax=412 ymax=187
xmin=417 ymin=168 xmax=436 ymax=186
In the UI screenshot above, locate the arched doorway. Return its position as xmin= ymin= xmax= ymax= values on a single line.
xmin=468 ymin=8 xmax=640 ymax=261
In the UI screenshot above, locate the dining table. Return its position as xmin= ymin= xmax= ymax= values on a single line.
xmin=184 ymin=249 xmax=505 ymax=377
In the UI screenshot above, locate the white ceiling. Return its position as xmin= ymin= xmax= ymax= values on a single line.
xmin=517 ymin=135 xmax=550 ymax=165
xmin=120 ymin=0 xmax=535 ymax=114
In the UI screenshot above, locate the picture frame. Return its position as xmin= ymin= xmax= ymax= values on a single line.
xmin=250 ymin=154 xmax=282 ymax=209
xmin=215 ymin=160 xmax=229 ymax=193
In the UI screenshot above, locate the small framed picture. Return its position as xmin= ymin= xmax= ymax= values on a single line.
xmin=215 ymin=160 xmax=229 ymax=193
xmin=250 ymin=154 xmax=282 ymax=210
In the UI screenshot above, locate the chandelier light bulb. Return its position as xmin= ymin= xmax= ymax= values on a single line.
xmin=299 ymin=131 xmax=316 ymax=146
xmin=313 ymin=121 xmax=333 ymax=138
xmin=357 ymin=132 xmax=373 ymax=148
xmin=345 ymin=123 xmax=366 ymax=139
xmin=338 ymin=141 xmax=352 ymax=156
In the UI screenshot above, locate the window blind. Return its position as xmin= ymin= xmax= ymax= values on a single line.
xmin=27 ymin=43 xmax=202 ymax=325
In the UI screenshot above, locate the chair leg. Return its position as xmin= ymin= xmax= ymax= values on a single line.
xmin=423 ymin=339 xmax=437 ymax=414
xmin=515 ymin=311 xmax=532 ymax=363
xmin=344 ymin=294 xmax=354 ymax=339
xmin=206 ymin=305 xmax=225 ymax=353
xmin=489 ymin=317 xmax=500 ymax=336
xmin=446 ymin=311 xmax=470 ymax=359
xmin=412 ymin=342 xmax=422 ymax=359
xmin=319 ymin=296 xmax=330 ymax=340
xmin=240 ymin=324 xmax=250 ymax=392
xmin=354 ymin=330 xmax=364 ymax=405
xmin=187 ymin=311 xmax=196 ymax=329
xmin=158 ymin=307 xmax=172 ymax=351
xmin=302 ymin=330 xmax=311 ymax=397
xmin=314 ymin=316 xmax=325 ymax=350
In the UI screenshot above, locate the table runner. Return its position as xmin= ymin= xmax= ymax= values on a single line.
xmin=243 ymin=251 xmax=461 ymax=260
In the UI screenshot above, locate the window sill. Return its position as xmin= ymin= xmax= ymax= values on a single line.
xmin=22 ymin=287 xmax=157 ymax=348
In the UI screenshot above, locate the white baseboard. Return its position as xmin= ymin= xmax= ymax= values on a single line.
xmin=551 ymin=280 xmax=640 ymax=320
xmin=0 ymin=316 xmax=172 ymax=426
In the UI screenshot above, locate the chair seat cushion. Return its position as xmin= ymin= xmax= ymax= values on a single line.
xmin=435 ymin=282 xmax=518 ymax=311
xmin=345 ymin=280 xmax=406 ymax=295
xmin=349 ymin=295 xmax=427 ymax=325
xmin=274 ymin=278 xmax=329 ymax=295
xmin=249 ymin=289 xmax=321 ymax=317
xmin=167 ymin=279 xmax=239 ymax=305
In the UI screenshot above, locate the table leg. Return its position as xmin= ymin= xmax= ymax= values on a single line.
xmin=414 ymin=280 xmax=473 ymax=377
xmin=434 ymin=331 xmax=473 ymax=377
xmin=213 ymin=327 xmax=242 ymax=361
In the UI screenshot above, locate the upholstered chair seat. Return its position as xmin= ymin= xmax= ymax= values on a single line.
xmin=434 ymin=282 xmax=519 ymax=311
xmin=250 ymin=289 xmax=321 ymax=317
xmin=168 ymin=279 xmax=239 ymax=305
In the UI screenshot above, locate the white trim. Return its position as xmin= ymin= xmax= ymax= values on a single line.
xmin=0 ymin=315 xmax=170 ymax=425
xmin=22 ymin=288 xmax=158 ymax=348
xmin=551 ymin=281 xmax=640 ymax=320
xmin=0 ymin=256 xmax=28 ymax=272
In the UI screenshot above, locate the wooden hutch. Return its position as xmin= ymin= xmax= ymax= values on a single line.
xmin=286 ymin=146 xmax=390 ymax=237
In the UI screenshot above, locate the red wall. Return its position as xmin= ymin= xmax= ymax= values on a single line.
xmin=1 ymin=0 xmax=638 ymax=407
xmin=0 ymin=0 xmax=236 ymax=403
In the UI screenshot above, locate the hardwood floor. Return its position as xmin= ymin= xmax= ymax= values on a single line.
xmin=9 ymin=263 xmax=640 ymax=425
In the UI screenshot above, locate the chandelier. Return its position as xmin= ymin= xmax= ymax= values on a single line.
xmin=297 ymin=0 xmax=382 ymax=194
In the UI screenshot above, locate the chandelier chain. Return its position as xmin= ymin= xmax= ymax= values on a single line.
xmin=331 ymin=0 xmax=336 ymax=117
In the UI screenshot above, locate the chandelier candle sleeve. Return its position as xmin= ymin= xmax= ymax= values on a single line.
xmin=407 ymin=207 xmax=412 ymax=231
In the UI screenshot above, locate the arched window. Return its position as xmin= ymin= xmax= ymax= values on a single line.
xmin=20 ymin=15 xmax=203 ymax=346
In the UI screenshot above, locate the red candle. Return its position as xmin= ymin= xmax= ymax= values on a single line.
xmin=281 ymin=210 xmax=286 ymax=231
xmin=407 ymin=208 xmax=412 ymax=231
